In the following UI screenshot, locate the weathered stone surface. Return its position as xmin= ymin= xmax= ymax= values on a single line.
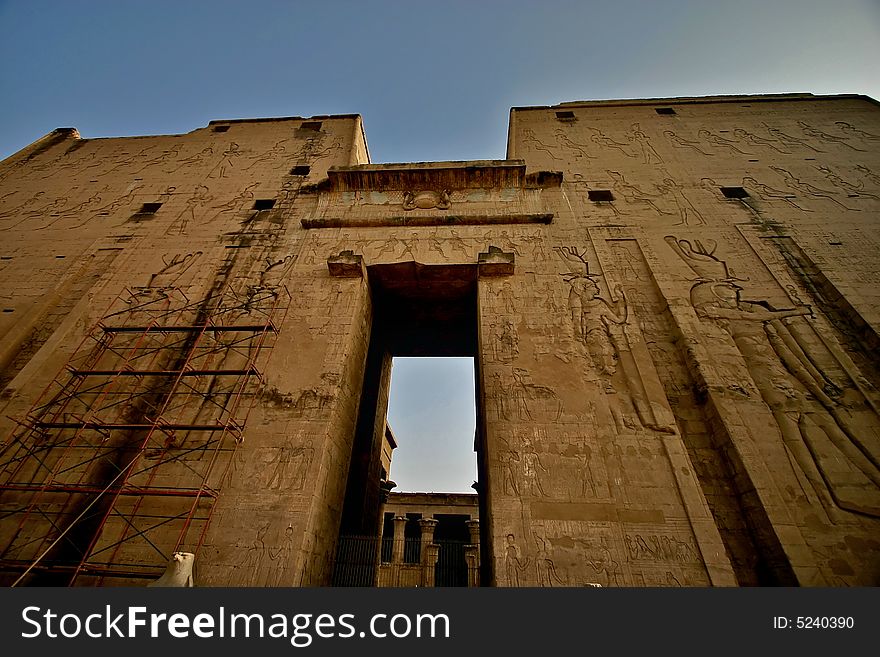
xmin=0 ymin=94 xmax=878 ymax=587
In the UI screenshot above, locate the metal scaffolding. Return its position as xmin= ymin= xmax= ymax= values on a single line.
xmin=0 ymin=281 xmax=289 ymax=585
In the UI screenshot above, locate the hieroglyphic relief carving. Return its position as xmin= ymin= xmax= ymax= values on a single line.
xmin=815 ymin=166 xmax=880 ymax=200
xmin=131 ymin=143 xmax=184 ymax=173
xmin=769 ymin=166 xmax=856 ymax=210
xmin=589 ymin=129 xmax=636 ymax=158
xmin=510 ymin=368 xmax=563 ymax=422
xmin=167 ymin=184 xmax=213 ymax=234
xmin=854 ymin=165 xmax=880 ymax=188
xmin=624 ymin=533 xmax=699 ymax=563
xmin=663 ymin=130 xmax=713 ymax=156
xmin=534 ymin=534 xmax=567 ymax=586
xmin=666 ymin=235 xmax=880 ymax=520
xmin=92 ymin=184 xmax=143 ymax=218
xmin=732 ymin=128 xmax=791 ymax=153
xmin=504 ymin=534 xmax=532 ymax=586
xmin=834 ymin=121 xmax=880 ymax=142
xmin=741 ymin=176 xmax=812 ymax=212
xmin=488 ymin=319 xmax=519 ymax=363
xmin=103 ymin=146 xmax=159 ymax=174
xmin=555 ymin=246 xmax=627 ymax=384
xmin=147 ymin=251 xmax=203 ymax=289
xmin=606 ymin=171 xmax=666 ymax=214
xmin=35 ymin=188 xmax=109 ymax=231
xmin=402 ymin=190 xmax=450 ymax=210
xmin=555 ymin=246 xmax=673 ymax=433
xmin=166 ymin=146 xmax=214 ymax=173
xmin=553 ymin=129 xmax=595 ymax=161
xmin=265 ymin=436 xmax=315 ymax=491
xmin=625 ymin=123 xmax=663 ymax=164
xmin=208 ymin=182 xmax=260 ymax=223
xmin=208 ymin=142 xmax=245 ymax=178
xmin=245 ymin=140 xmax=288 ymax=170
xmin=761 ymin=124 xmax=823 ymax=152
xmin=797 ymin=121 xmax=866 ymax=152
xmin=657 ymin=178 xmax=705 ymax=226
xmin=697 ymin=129 xmax=751 ymax=155
xmin=520 ymin=128 xmax=562 ymax=161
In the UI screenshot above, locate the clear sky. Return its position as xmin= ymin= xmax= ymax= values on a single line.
xmin=1 ymin=0 xmax=878 ymax=492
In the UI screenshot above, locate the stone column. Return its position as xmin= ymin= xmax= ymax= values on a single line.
xmin=466 ymin=518 xmax=480 ymax=548
xmin=376 ymin=480 xmax=396 ymax=549
xmin=391 ymin=516 xmax=407 ymax=564
xmin=419 ymin=518 xmax=439 ymax=587
xmin=374 ymin=480 xmax=396 ymax=586
xmin=465 ymin=519 xmax=481 ymax=587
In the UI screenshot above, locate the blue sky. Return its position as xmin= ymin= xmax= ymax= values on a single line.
xmin=1 ymin=0 xmax=878 ymax=492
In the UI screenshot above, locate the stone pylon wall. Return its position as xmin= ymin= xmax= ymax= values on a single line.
xmin=0 ymin=94 xmax=878 ymax=586
xmin=502 ymin=95 xmax=880 ymax=586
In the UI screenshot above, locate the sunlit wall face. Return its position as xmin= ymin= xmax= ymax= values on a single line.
xmin=386 ymin=357 xmax=477 ymax=493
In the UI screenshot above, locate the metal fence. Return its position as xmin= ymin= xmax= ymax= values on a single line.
xmin=330 ymin=535 xmax=474 ymax=587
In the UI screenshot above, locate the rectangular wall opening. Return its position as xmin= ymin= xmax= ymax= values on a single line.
xmin=331 ymin=262 xmax=486 ymax=587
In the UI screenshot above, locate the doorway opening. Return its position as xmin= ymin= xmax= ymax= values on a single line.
xmin=331 ymin=262 xmax=487 ymax=587
xmin=386 ymin=356 xmax=477 ymax=493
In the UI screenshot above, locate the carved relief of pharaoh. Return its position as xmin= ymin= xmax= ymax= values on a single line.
xmin=666 ymin=236 xmax=880 ymax=520
xmin=402 ymin=189 xmax=451 ymax=211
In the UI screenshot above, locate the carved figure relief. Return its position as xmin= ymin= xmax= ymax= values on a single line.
xmin=625 ymin=123 xmax=663 ymax=164
xmin=697 ymin=129 xmax=751 ymax=155
xmin=0 ymin=191 xmax=47 ymax=226
xmin=85 ymin=184 xmax=143 ymax=224
xmin=489 ymin=319 xmax=519 ymax=363
xmin=520 ymin=435 xmax=548 ymax=497
xmin=534 ymin=534 xmax=566 ymax=586
xmin=815 ymin=166 xmax=880 ymax=200
xmin=657 ymin=178 xmax=705 ymax=226
xmin=589 ymin=129 xmax=636 ymax=157
xmin=607 ymin=170 xmax=666 ymax=214
xmin=147 ymin=251 xmax=203 ymax=288
xmin=769 ymin=166 xmax=855 ymax=211
xmin=167 ymin=184 xmax=213 ymax=234
xmin=402 ymin=190 xmax=450 ymax=210
xmin=132 ymin=143 xmax=183 ymax=173
xmin=854 ymin=164 xmax=880 ymax=188
xmin=834 ymin=121 xmax=880 ymax=142
xmin=246 ymin=140 xmax=288 ymax=170
xmin=554 ymin=129 xmax=595 ymax=160
xmin=102 ymin=146 xmax=156 ymax=174
xmin=663 ymin=130 xmax=713 ymax=156
xmin=555 ymin=246 xmax=675 ymax=433
xmin=624 ymin=533 xmax=699 ymax=563
xmin=510 ymin=368 xmax=564 ymax=422
xmin=797 ymin=121 xmax=866 ymax=151
xmin=36 ymin=188 xmax=109 ymax=230
xmin=732 ymin=128 xmax=791 ymax=153
xmin=209 ymin=182 xmax=260 ymax=223
xmin=761 ymin=124 xmax=823 ymax=152
xmin=265 ymin=437 xmax=314 ymax=491
xmin=741 ymin=176 xmax=812 ymax=212
xmin=666 ymin=235 xmax=880 ymax=520
xmin=208 ymin=142 xmax=245 ymax=178
xmin=520 ymin=128 xmax=561 ymax=161
xmin=504 ymin=534 xmax=532 ymax=586
xmin=554 ymin=247 xmax=627 ymax=383
xmin=166 ymin=146 xmax=214 ymax=173
xmin=240 ymin=523 xmax=270 ymax=585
